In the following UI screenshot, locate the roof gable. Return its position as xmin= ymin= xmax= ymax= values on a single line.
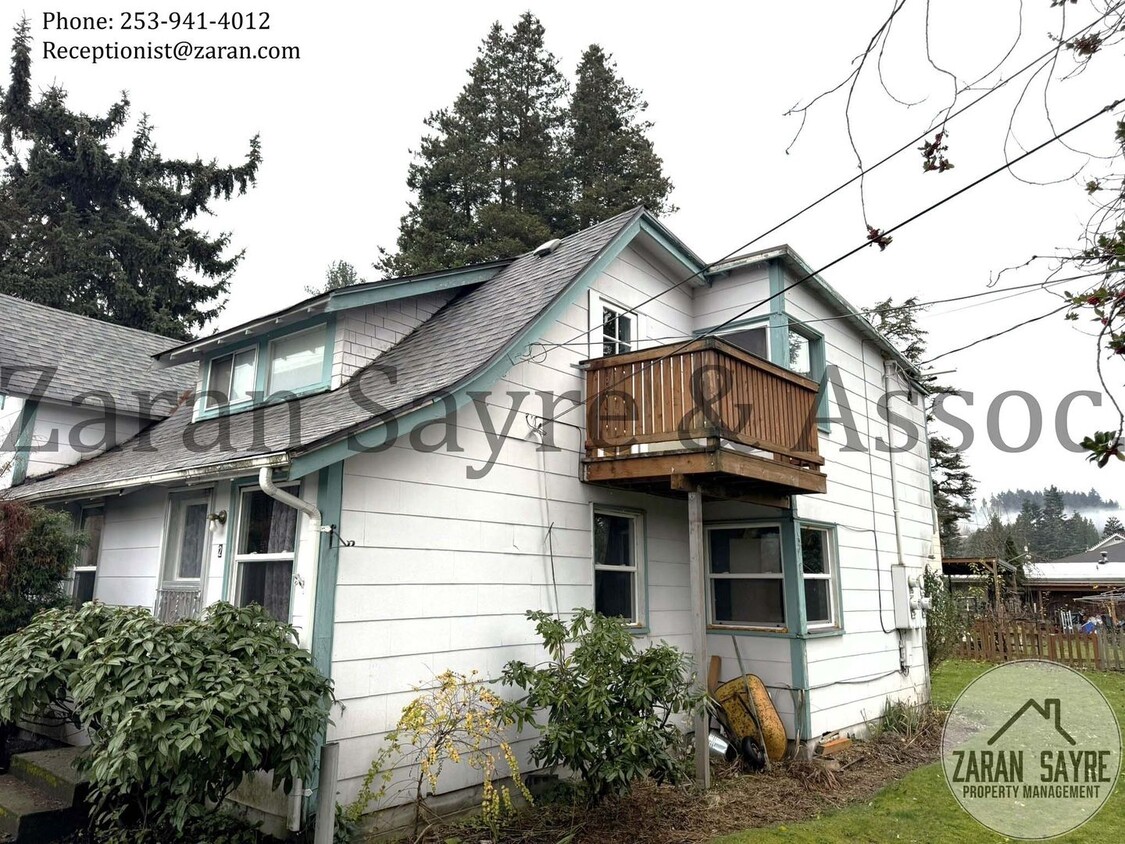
xmin=0 ymin=295 xmax=193 ymax=419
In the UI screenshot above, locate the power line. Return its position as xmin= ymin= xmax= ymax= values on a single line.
xmin=534 ymin=94 xmax=1124 ymax=431
xmin=923 ymin=304 xmax=1072 ymax=364
xmin=522 ymin=3 xmax=1122 ymax=362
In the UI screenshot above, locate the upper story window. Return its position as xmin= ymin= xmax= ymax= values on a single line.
xmin=602 ymin=303 xmax=634 ymax=356
xmin=200 ymin=320 xmax=331 ymax=415
xmin=788 ymin=331 xmax=812 ymax=379
xmin=721 ymin=324 xmax=769 ymax=359
xmin=268 ymin=324 xmax=328 ymax=394
xmin=205 ymin=348 xmax=256 ymax=410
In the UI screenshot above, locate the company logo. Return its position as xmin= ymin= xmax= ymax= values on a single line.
xmin=942 ymin=660 xmax=1121 ymax=839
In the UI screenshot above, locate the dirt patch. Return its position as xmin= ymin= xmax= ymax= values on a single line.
xmin=443 ymin=720 xmax=942 ymax=844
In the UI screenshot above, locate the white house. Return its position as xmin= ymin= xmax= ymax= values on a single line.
xmin=5 ymin=208 xmax=938 ymax=834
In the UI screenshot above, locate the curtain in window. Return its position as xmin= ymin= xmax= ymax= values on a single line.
xmin=178 ymin=503 xmax=209 ymax=579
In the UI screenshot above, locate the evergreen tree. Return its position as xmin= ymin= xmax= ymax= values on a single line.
xmin=0 ymin=18 xmax=260 ymax=339
xmin=568 ymin=45 xmax=675 ymax=229
xmin=377 ymin=16 xmax=677 ymax=276
xmin=377 ymin=14 xmax=570 ymax=276
xmin=1104 ymin=515 xmax=1125 ymax=538
xmin=305 ymin=259 xmax=365 ymax=296
xmin=864 ymin=297 xmax=976 ymax=554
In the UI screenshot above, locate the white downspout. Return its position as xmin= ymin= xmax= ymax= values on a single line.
xmin=882 ymin=362 xmax=905 ymax=567
xmin=258 ymin=467 xmax=321 ymax=834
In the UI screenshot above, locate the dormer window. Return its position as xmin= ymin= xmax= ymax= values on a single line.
xmin=205 ymin=348 xmax=256 ymax=410
xmin=267 ymin=324 xmax=328 ymax=394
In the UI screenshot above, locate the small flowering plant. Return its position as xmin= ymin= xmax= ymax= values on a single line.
xmin=344 ymin=669 xmax=531 ymax=840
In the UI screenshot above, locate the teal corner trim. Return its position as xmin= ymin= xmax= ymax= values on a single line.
xmin=305 ymin=462 xmax=344 ymax=818
xmin=767 ymin=260 xmax=789 ymax=368
xmin=11 ymin=399 xmax=39 ymax=485
xmin=287 ymin=214 xmax=647 ymax=481
xmin=781 ymin=509 xmax=812 ymax=740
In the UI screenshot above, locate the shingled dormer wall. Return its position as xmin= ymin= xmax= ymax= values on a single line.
xmin=330 ymin=291 xmax=456 ymax=388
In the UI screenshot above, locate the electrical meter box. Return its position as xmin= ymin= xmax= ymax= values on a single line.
xmin=890 ymin=564 xmax=913 ymax=630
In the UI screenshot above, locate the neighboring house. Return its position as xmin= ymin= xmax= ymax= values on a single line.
xmin=0 ymin=295 xmax=194 ymax=603
xmin=940 ymin=555 xmax=1020 ymax=615
xmin=1026 ymin=538 xmax=1125 ymax=619
xmin=7 ymin=208 xmax=938 ymax=834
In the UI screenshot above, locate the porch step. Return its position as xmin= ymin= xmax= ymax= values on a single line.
xmin=0 ymin=774 xmax=74 ymax=843
xmin=9 ymin=749 xmax=86 ymax=806
xmin=0 ymin=748 xmax=87 ymax=842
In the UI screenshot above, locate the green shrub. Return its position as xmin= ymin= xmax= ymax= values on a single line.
xmin=500 ymin=609 xmax=706 ymax=804
xmin=922 ymin=568 xmax=965 ymax=670
xmin=0 ymin=601 xmax=334 ymax=833
xmin=0 ymin=500 xmax=80 ymax=637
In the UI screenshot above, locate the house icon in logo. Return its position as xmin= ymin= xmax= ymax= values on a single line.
xmin=988 ymin=698 xmax=1077 ymax=746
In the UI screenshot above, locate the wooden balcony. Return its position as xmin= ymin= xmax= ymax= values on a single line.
xmin=582 ymin=337 xmax=827 ymax=502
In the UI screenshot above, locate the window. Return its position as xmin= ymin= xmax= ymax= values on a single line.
xmin=74 ymin=506 xmax=105 ymax=605
xmin=162 ymin=492 xmax=211 ymax=583
xmin=593 ymin=509 xmax=644 ymax=624
xmin=602 ymin=304 xmax=634 ymax=356
xmin=721 ymin=325 xmax=769 ymax=359
xmin=801 ymin=525 xmax=838 ymax=628
xmin=267 ymin=324 xmax=328 ymax=395
xmin=708 ymin=525 xmax=785 ymax=628
xmin=788 ymin=330 xmax=811 ymax=378
xmin=205 ymin=348 xmax=256 ymax=410
xmin=234 ymin=487 xmax=299 ymax=622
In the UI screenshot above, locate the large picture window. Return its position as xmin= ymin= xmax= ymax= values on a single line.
xmin=267 ymin=324 xmax=328 ymax=395
xmin=707 ymin=525 xmax=785 ymax=628
xmin=234 ymin=487 xmax=300 ymax=622
xmin=593 ymin=509 xmax=644 ymax=625
xmin=801 ymin=525 xmax=838 ymax=628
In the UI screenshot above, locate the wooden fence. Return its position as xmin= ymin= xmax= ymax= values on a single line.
xmin=955 ymin=620 xmax=1125 ymax=671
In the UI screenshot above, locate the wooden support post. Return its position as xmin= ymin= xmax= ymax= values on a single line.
xmin=687 ymin=489 xmax=710 ymax=789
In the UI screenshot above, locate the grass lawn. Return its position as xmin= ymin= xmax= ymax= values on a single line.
xmin=715 ymin=661 xmax=1125 ymax=844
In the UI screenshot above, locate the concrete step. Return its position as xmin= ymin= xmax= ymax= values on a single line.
xmin=9 ymin=749 xmax=86 ymax=806
xmin=0 ymin=773 xmax=76 ymax=843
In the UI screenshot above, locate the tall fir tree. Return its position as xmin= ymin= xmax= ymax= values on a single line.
xmin=377 ymin=16 xmax=677 ymax=276
xmin=377 ymin=14 xmax=570 ymax=276
xmin=0 ymin=18 xmax=260 ymax=340
xmin=1104 ymin=515 xmax=1125 ymax=538
xmin=568 ymin=45 xmax=674 ymax=229
xmin=864 ymin=297 xmax=976 ymax=554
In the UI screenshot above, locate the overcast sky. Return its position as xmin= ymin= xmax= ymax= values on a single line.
xmin=14 ymin=1 xmax=1125 ymax=518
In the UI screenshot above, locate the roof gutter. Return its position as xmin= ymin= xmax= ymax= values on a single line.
xmin=13 ymin=452 xmax=291 ymax=504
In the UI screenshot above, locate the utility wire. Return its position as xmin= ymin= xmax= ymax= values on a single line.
xmin=534 ymin=95 xmax=1125 ymax=433
xmin=923 ymin=303 xmax=1072 ymax=363
xmin=524 ymin=3 xmax=1121 ymax=362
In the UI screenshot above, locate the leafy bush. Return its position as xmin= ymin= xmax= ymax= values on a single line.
xmin=344 ymin=669 xmax=530 ymax=840
xmin=922 ymin=568 xmax=965 ymax=670
xmin=500 ymin=609 xmax=706 ymax=804
xmin=0 ymin=500 xmax=80 ymax=637
xmin=0 ymin=601 xmax=334 ymax=833
xmin=83 ymin=810 xmax=266 ymax=843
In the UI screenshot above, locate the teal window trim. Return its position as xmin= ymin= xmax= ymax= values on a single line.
xmin=703 ymin=515 xmax=843 ymax=637
xmin=783 ymin=313 xmax=830 ymax=434
xmin=795 ymin=519 xmax=844 ymax=635
xmin=705 ymin=518 xmax=792 ymax=633
xmin=195 ymin=315 xmax=337 ymax=421
xmin=591 ymin=503 xmax=649 ymax=632
xmin=225 ymin=473 xmax=302 ymax=624
xmin=767 ymin=260 xmax=789 ymax=369
xmin=10 ymin=399 xmax=39 ymax=486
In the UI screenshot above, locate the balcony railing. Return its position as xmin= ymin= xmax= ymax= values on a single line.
xmin=583 ymin=337 xmax=826 ymax=497
xmin=154 ymin=587 xmax=202 ymax=623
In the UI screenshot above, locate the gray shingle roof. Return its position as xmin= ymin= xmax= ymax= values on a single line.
xmin=14 ymin=208 xmax=643 ymax=499
xmin=0 ymin=295 xmax=193 ymax=419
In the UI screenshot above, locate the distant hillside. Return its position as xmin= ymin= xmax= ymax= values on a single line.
xmin=988 ymin=488 xmax=1120 ymax=513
